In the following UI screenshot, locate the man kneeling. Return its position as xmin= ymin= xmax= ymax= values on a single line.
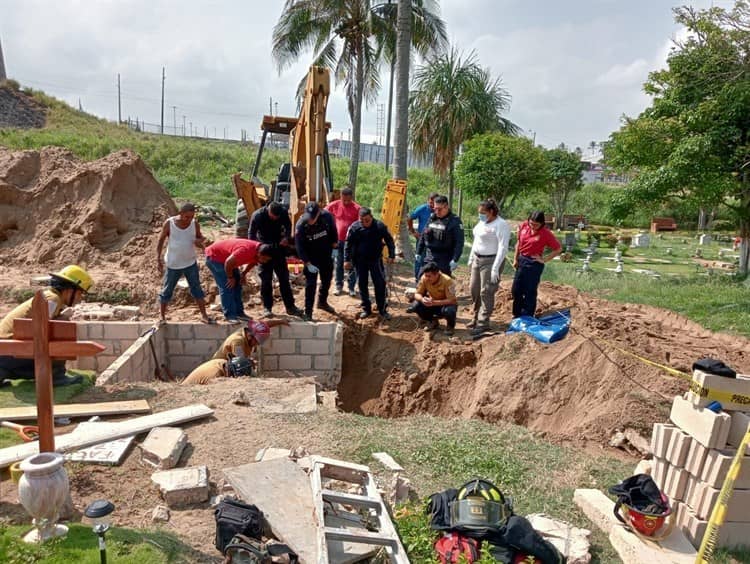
xmin=410 ymin=262 xmax=458 ymax=336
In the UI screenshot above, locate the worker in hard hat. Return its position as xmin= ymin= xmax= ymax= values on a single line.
xmin=182 ymin=319 xmax=287 ymax=385
xmin=0 ymin=265 xmax=93 ymax=387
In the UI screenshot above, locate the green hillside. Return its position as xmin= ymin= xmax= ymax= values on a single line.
xmin=0 ymin=85 xmax=440 ymax=218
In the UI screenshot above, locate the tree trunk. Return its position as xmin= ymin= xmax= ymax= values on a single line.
xmin=384 ymin=56 xmax=395 ymax=171
xmin=348 ymin=36 xmax=365 ymax=194
xmin=448 ymin=155 xmax=455 ymax=206
xmin=394 ymin=0 xmax=412 ymax=259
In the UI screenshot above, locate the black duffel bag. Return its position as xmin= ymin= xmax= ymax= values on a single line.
xmin=215 ymin=497 xmax=264 ymax=554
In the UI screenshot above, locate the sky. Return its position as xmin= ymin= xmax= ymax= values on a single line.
xmin=0 ymin=0 xmax=730 ymax=154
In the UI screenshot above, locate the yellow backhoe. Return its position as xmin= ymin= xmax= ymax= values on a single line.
xmin=233 ymin=66 xmax=334 ymax=235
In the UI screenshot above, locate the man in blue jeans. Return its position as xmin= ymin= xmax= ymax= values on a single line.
xmin=205 ymin=238 xmax=273 ymax=323
xmin=408 ymin=192 xmax=438 ymax=281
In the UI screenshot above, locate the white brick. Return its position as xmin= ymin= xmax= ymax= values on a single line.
xmin=103 ymin=323 xmax=141 ymax=340
xmin=679 ymin=505 xmax=750 ymax=550
xmin=315 ymin=323 xmax=336 ymax=339
xmin=688 ymin=370 xmax=750 ymax=412
xmin=151 ymin=465 xmax=209 ymax=507
xmin=695 ymin=486 xmax=750 ymax=522
xmin=666 ymin=430 xmax=691 ymax=467
xmin=167 ymin=339 xmax=184 ymax=355
xmin=652 ymin=423 xmax=678 ymax=458
xmin=313 ymin=355 xmax=332 ymax=370
xmin=140 ymin=427 xmax=188 ymax=470
xmin=652 ymin=457 xmax=668 ymax=489
xmin=267 ymin=339 xmax=296 ymax=355
xmin=193 ymin=323 xmax=233 ymax=340
xmin=683 ymin=474 xmax=700 ymax=510
xmin=728 ymin=412 xmax=750 ymax=454
xmin=685 ymin=438 xmax=708 ymax=476
xmin=278 ymin=355 xmax=312 ymax=370
xmin=700 ymin=448 xmax=750 ymax=489
xmin=663 ymin=466 xmax=688 ymax=501
xmin=300 ymin=339 xmax=331 ymax=355
xmin=189 ymin=339 xmax=219 ymax=357
xmin=670 ymin=395 xmax=731 ymax=448
xmin=282 ymin=322 xmax=315 ymax=339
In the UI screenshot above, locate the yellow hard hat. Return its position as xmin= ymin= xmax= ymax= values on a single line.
xmin=50 ymin=265 xmax=93 ymax=292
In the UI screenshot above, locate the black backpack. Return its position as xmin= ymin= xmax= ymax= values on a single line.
xmin=224 ymin=534 xmax=299 ymax=564
xmin=693 ymin=358 xmax=736 ymax=378
xmin=215 ymin=497 xmax=264 ymax=554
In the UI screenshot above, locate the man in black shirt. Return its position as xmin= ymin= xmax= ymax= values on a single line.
xmin=344 ymin=207 xmax=395 ymax=320
xmin=416 ymin=195 xmax=464 ymax=276
xmin=294 ymin=202 xmax=338 ymax=321
xmin=248 ymin=202 xmax=304 ymax=318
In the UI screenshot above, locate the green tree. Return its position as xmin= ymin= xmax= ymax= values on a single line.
xmin=544 ymin=144 xmax=585 ymax=229
xmin=605 ymin=2 xmax=750 ymax=275
xmin=456 ymin=133 xmax=549 ymax=213
xmin=271 ymin=0 xmax=447 ymax=194
xmin=409 ymin=49 xmax=519 ymax=205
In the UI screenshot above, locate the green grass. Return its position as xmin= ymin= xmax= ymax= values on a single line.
xmin=0 ymin=523 xmax=200 ymax=563
xmin=0 ymin=370 xmax=95 ymax=448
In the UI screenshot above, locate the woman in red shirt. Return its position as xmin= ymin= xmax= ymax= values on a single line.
xmin=511 ymin=211 xmax=562 ymax=317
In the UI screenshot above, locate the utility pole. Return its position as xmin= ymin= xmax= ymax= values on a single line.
xmin=0 ymin=36 xmax=6 ymax=82
xmin=189 ymin=121 xmax=192 ymax=136
xmin=269 ymin=97 xmax=273 ymax=114
xmin=182 ymin=115 xmax=186 ymax=136
xmin=160 ymin=67 xmax=165 ymax=134
xmin=274 ymin=102 xmax=278 ymax=116
xmin=117 ymin=73 xmax=121 ymax=124
xmin=172 ymin=105 xmax=177 ymax=135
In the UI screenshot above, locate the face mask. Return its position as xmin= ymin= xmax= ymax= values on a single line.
xmin=478 ymin=213 xmax=488 ymax=223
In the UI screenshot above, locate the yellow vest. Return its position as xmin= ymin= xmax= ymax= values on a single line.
xmin=0 ymin=289 xmax=65 ymax=339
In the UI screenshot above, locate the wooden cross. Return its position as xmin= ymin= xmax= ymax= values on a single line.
xmin=0 ymin=291 xmax=105 ymax=452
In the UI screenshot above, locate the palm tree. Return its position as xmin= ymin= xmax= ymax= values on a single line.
xmin=272 ymin=0 xmax=447 ymax=194
xmin=410 ymin=48 xmax=520 ymax=204
xmin=392 ymin=0 xmax=411 ymax=181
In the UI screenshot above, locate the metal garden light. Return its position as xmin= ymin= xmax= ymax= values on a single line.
xmin=85 ymin=499 xmax=115 ymax=564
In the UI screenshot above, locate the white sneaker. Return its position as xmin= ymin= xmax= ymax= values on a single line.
xmin=348 ymin=289 xmax=358 ymax=297
xmin=333 ymin=287 xmax=343 ymax=296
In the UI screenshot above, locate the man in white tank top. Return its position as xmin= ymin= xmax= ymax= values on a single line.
xmin=156 ymin=202 xmax=213 ymax=323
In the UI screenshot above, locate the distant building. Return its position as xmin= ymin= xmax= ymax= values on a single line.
xmin=580 ymin=156 xmax=630 ymax=185
xmin=328 ymin=138 xmax=433 ymax=169
xmin=0 ymin=37 xmax=6 ymax=82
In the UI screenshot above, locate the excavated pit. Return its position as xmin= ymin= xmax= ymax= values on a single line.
xmin=337 ymin=282 xmax=750 ymax=444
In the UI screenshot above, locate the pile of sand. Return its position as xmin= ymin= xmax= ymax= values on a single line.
xmin=0 ymin=146 xmax=177 ymax=302
xmin=339 ymin=282 xmax=750 ymax=443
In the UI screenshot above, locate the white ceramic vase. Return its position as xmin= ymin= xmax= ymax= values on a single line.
xmin=17 ymin=452 xmax=70 ymax=542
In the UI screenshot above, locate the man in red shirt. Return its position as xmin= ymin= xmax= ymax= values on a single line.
xmin=205 ymin=238 xmax=272 ymax=323
xmin=326 ymin=186 xmax=361 ymax=296
xmin=511 ymin=211 xmax=562 ymax=318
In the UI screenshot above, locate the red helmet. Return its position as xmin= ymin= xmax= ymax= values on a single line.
xmin=620 ymin=495 xmax=672 ymax=537
xmin=247 ymin=321 xmax=271 ymax=345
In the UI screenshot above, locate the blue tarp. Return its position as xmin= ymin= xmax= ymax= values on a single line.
xmin=507 ymin=309 xmax=571 ymax=344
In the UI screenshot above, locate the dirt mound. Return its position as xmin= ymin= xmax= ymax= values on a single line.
xmin=0 ymin=85 xmax=46 ymax=129
xmin=339 ymin=282 xmax=750 ymax=444
xmin=0 ymin=146 xmax=177 ymax=302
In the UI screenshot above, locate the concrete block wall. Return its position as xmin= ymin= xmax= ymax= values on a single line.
xmin=77 ymin=321 xmax=343 ymax=389
xmin=650 ymin=392 xmax=750 ymax=550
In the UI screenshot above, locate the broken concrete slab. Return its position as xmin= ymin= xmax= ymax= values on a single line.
xmin=140 ymin=427 xmax=187 ymax=470
xmin=609 ymin=521 xmax=695 ymax=564
xmin=254 ymin=447 xmax=292 ymax=463
xmin=372 ymin=452 xmax=404 ymax=473
xmin=151 ymin=465 xmax=209 ymax=507
xmin=526 ymin=513 xmax=591 ymax=564
xmin=223 ymin=457 xmax=318 ymax=563
xmin=573 ymin=489 xmax=617 ymax=535
xmin=151 ymin=505 xmax=170 ymax=523
xmin=65 ymin=421 xmax=135 ymax=465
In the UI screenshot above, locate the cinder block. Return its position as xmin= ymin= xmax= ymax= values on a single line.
xmin=728 ymin=411 xmax=750 ymax=454
xmin=664 ymin=466 xmax=688 ymax=501
xmin=688 ymin=370 xmax=750 ymax=412
xmin=278 ymin=355 xmax=312 ymax=371
xmin=189 ymin=339 xmax=220 ymax=357
xmin=103 ymin=323 xmax=141 ymax=340
xmin=700 ymin=448 xmax=750 ymax=489
xmin=667 ymin=430 xmax=691 ymax=467
xmin=282 ymin=322 xmax=315 ymax=339
xmin=140 ymin=427 xmax=188 ymax=470
xmin=267 ymin=339 xmax=297 ymax=355
xmin=261 ymin=355 xmax=278 ymax=371
xmin=573 ymin=488 xmax=617 ymax=534
xmin=652 ymin=423 xmax=678 ymax=458
xmin=313 ymin=355 xmax=333 ymax=370
xmin=301 ymin=339 xmax=331 ymax=355
xmin=177 ymin=323 xmax=195 ymax=340
xmin=314 ymin=323 xmax=336 ymax=339
xmin=169 ymin=356 xmax=203 ymax=375
xmin=670 ymin=395 xmax=731 ymax=448
xmin=167 ymin=339 xmax=184 ymax=355
xmin=679 ymin=505 xmax=750 ymax=550
xmin=151 ymin=465 xmax=209 ymax=507
xmin=683 ymin=474 xmax=700 ymax=510
xmin=95 ymin=355 xmax=117 ymax=371
xmin=86 ymin=323 xmax=104 ymax=339
xmin=685 ymin=438 xmax=708 ymax=476
xmin=192 ymin=323 xmax=229 ymax=340
xmin=652 ymin=457 xmax=668 ymax=489
xmin=75 ymin=357 xmax=96 ymax=370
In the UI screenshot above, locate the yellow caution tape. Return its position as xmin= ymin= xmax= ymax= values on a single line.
xmin=688 ymin=381 xmax=750 ymax=407
xmin=591 ymin=336 xmax=692 ymax=381
xmin=696 ymin=427 xmax=750 ymax=563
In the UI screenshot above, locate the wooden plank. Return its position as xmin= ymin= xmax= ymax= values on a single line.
xmin=0 ymin=340 xmax=105 ymax=359
xmin=0 ymin=399 xmax=152 ymax=422
xmin=224 ymin=458 xmax=319 ymax=564
xmin=32 ymin=292 xmax=54 ymax=452
xmin=13 ymin=318 xmax=77 ymax=341
xmin=322 ymin=489 xmax=381 ymax=513
xmin=0 ymin=404 xmax=213 ymax=468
